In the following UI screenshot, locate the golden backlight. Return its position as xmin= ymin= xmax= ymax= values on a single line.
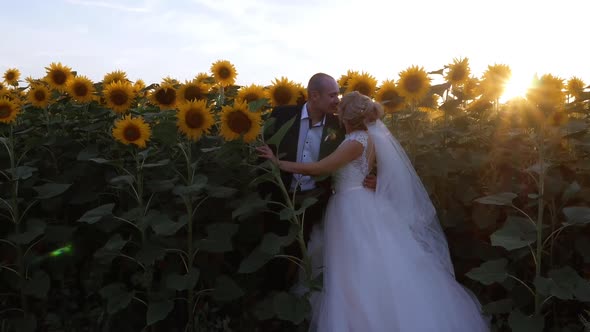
xmin=499 ymin=71 xmax=535 ymax=103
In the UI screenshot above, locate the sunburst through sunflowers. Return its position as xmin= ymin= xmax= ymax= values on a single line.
xmin=220 ymin=100 xmax=261 ymax=143
xmin=112 ymin=115 xmax=151 ymax=148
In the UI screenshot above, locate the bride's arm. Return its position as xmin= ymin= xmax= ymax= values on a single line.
xmin=257 ymin=141 xmax=363 ymax=176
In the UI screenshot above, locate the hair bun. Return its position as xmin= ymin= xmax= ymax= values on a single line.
xmin=363 ymin=101 xmax=384 ymax=123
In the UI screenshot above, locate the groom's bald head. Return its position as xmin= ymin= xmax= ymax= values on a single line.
xmin=307 ymin=73 xmax=337 ymax=95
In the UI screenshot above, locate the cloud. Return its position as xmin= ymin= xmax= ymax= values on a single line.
xmin=65 ymin=0 xmax=154 ymax=12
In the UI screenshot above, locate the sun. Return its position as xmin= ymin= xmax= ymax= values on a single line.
xmin=499 ymin=71 xmax=535 ymax=103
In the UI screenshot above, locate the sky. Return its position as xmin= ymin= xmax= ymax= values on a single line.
xmin=1 ymin=0 xmax=587 ymax=99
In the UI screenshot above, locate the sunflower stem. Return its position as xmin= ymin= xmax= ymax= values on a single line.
xmin=218 ymin=86 xmax=225 ymax=106
xmin=272 ymin=163 xmax=310 ymax=276
xmin=183 ymin=139 xmax=197 ymax=331
xmin=7 ymin=125 xmax=28 ymax=316
xmin=43 ymin=105 xmax=51 ymax=135
xmin=133 ymin=150 xmax=146 ymax=243
xmin=534 ymin=124 xmax=546 ymax=316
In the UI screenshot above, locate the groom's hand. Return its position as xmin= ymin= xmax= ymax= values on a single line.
xmin=363 ymin=174 xmax=377 ymax=191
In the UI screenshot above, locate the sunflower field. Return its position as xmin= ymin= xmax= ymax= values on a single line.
xmin=1 ymin=58 xmax=590 ymax=332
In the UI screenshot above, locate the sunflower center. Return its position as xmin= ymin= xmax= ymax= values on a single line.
xmin=6 ymin=72 xmax=15 ymax=81
xmin=74 ymin=83 xmax=89 ymax=97
xmin=227 ymin=111 xmax=252 ymax=134
xmin=184 ymin=86 xmax=205 ymax=101
xmin=352 ymin=82 xmax=371 ymax=96
xmin=451 ymin=68 xmax=466 ymax=82
xmin=404 ymin=75 xmax=424 ymax=93
xmin=34 ymin=90 xmax=47 ymax=102
xmin=244 ymin=93 xmax=259 ymax=103
xmin=219 ymin=67 xmax=231 ymax=79
xmin=110 ymin=89 xmax=129 ymax=106
xmin=0 ymin=104 xmax=12 ymax=119
xmin=155 ymin=88 xmax=176 ymax=105
xmin=273 ymin=86 xmax=293 ymax=106
xmin=51 ymin=71 xmax=68 ymax=85
xmin=123 ymin=124 xmax=141 ymax=141
xmin=383 ymin=90 xmax=403 ymax=107
xmin=185 ymin=109 xmax=205 ymax=129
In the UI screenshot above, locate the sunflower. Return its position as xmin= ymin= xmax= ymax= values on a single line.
xmin=25 ymin=76 xmax=42 ymax=86
xmin=44 ymin=62 xmax=73 ymax=91
xmin=236 ymin=84 xmax=266 ymax=104
xmin=27 ymin=84 xmax=52 ymax=108
xmin=178 ymin=80 xmax=210 ymax=103
xmin=3 ymin=68 xmax=20 ymax=86
xmin=149 ymin=82 xmax=177 ymax=109
xmin=566 ymin=77 xmax=585 ymax=100
xmin=194 ymin=72 xmax=210 ymax=84
xmin=220 ymin=100 xmax=261 ymax=143
xmin=295 ymin=83 xmax=307 ymax=106
xmin=397 ymin=65 xmax=431 ymax=104
xmin=177 ymin=100 xmax=214 ymax=141
xmin=466 ymin=98 xmax=493 ymax=113
xmin=338 ymin=70 xmax=359 ymax=91
xmin=526 ymin=74 xmax=564 ymax=110
xmin=267 ymin=77 xmax=298 ymax=107
xmin=346 ymin=71 xmax=378 ymax=97
xmin=9 ymin=89 xmax=26 ymax=105
xmin=375 ymin=80 xmax=405 ymax=113
xmin=211 ymin=60 xmax=237 ymax=87
xmin=67 ymin=75 xmax=95 ymax=103
xmin=480 ymin=64 xmax=511 ymax=100
xmin=133 ymin=79 xmax=146 ymax=93
xmin=458 ymin=77 xmax=480 ymax=101
xmin=103 ymin=70 xmax=128 ymax=85
xmin=419 ymin=93 xmax=440 ymax=109
xmin=104 ymin=81 xmax=136 ymax=113
xmin=0 ymin=97 xmax=20 ymax=124
xmin=112 ymin=114 xmax=151 ymax=148
xmin=161 ymin=76 xmax=179 ymax=86
xmin=445 ymin=57 xmax=470 ymax=86
xmin=0 ymin=82 xmax=6 ymax=96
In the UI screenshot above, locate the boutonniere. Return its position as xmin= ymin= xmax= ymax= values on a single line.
xmin=324 ymin=128 xmax=338 ymax=142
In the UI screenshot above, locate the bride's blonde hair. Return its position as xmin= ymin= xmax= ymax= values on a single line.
xmin=337 ymin=91 xmax=384 ymax=130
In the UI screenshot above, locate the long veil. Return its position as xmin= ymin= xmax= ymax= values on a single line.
xmin=367 ymin=120 xmax=455 ymax=276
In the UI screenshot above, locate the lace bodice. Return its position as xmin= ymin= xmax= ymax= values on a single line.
xmin=333 ymin=130 xmax=370 ymax=193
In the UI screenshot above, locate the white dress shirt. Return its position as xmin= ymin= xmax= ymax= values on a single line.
xmin=291 ymin=103 xmax=326 ymax=192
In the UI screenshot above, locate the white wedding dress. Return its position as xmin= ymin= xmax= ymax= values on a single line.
xmin=308 ymin=124 xmax=490 ymax=332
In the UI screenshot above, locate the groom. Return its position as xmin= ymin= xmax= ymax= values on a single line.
xmin=263 ymin=73 xmax=375 ymax=288
xmin=265 ymin=73 xmax=343 ymax=246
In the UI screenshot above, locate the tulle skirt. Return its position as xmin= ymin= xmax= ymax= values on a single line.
xmin=308 ymin=187 xmax=490 ymax=332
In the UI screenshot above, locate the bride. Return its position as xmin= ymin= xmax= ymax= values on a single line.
xmin=257 ymin=91 xmax=489 ymax=331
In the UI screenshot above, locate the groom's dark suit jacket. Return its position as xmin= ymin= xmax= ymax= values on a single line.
xmin=266 ymin=104 xmax=345 ymax=192
xmin=260 ymin=103 xmax=344 ymax=294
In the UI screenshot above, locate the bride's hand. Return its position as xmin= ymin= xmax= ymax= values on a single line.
xmin=256 ymin=145 xmax=278 ymax=164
